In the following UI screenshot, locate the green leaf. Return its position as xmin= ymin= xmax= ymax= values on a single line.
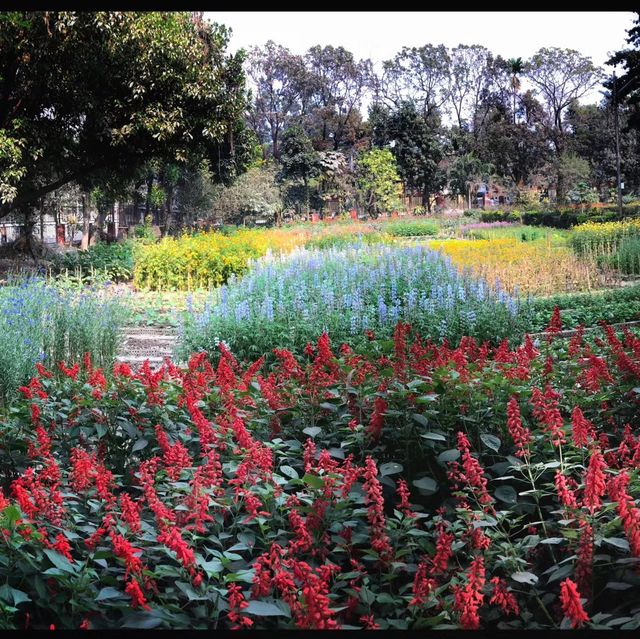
xmin=96 ymin=586 xmax=123 ymax=601
xmin=95 ymin=422 xmax=108 ymax=438
xmin=412 ymin=413 xmax=429 ymax=427
xmin=539 ymin=537 xmax=564 ymax=545
xmin=279 ymin=465 xmax=299 ymax=480
xmin=437 ymin=449 xmax=460 ymax=463
xmin=605 ymin=582 xmax=633 ymax=590
xmin=1 ymin=505 xmax=21 ymax=527
xmin=43 ymin=549 xmax=76 ymax=573
xmin=319 ymin=402 xmax=338 ymax=412
xmin=244 ymin=600 xmax=290 ymax=617
xmin=302 ymin=474 xmax=325 ymax=489
xmin=302 ymin=426 xmax=321 ymax=438
xmin=511 ymin=571 xmax=538 ymax=585
xmin=480 ymin=433 xmax=501 ymax=452
xmin=132 ymin=438 xmax=148 ymax=452
xmin=603 ymin=537 xmax=630 ymax=552
xmin=413 ymin=477 xmax=438 ymax=495
xmin=420 ymin=432 xmax=446 ymax=442
xmin=0 ymin=585 xmax=30 ymax=606
xmin=494 ymin=485 xmax=517 ymax=504
xmin=379 ymin=462 xmax=403 ymax=477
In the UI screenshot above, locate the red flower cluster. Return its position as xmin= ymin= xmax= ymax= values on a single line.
xmin=559 ymin=578 xmax=589 ymax=629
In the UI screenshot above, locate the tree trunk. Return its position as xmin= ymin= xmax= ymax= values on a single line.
xmin=144 ymin=175 xmax=153 ymax=221
xmin=80 ymin=193 xmax=90 ymax=250
xmin=163 ymin=185 xmax=174 ymax=237
xmin=90 ymin=210 xmax=106 ymax=246
xmin=21 ymin=207 xmax=37 ymax=263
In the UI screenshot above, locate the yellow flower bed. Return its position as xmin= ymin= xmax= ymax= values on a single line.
xmin=571 ymin=219 xmax=640 ymax=256
xmin=428 ymin=238 xmax=604 ymax=296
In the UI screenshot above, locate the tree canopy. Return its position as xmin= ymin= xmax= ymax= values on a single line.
xmin=0 ymin=11 xmax=247 ymax=217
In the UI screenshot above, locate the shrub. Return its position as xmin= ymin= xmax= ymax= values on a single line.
xmin=384 ymin=220 xmax=439 ymax=237
xmin=50 ymin=241 xmax=136 ymax=284
xmin=0 ymin=319 xmax=639 ymax=629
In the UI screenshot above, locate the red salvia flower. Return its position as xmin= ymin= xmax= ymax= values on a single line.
xmin=396 ymin=479 xmax=415 ymax=518
xmin=453 ymin=555 xmax=485 ymax=630
xmin=608 ymin=471 xmax=640 ymax=557
xmin=125 ymin=579 xmax=151 ymax=611
xmin=35 ymin=362 xmax=53 ymax=379
xmin=489 ymin=577 xmax=519 ymax=616
xmin=360 ymin=614 xmax=380 ymax=630
xmin=431 ymin=519 xmax=454 ymax=575
xmin=583 ymin=448 xmax=607 ymax=514
xmin=119 ymin=493 xmax=142 ymax=534
xmin=571 ymin=407 xmax=595 ymax=448
xmin=555 ymin=470 xmax=578 ymax=510
xmin=367 ymin=396 xmax=387 ymax=442
xmin=226 ymin=583 xmax=253 ymax=629
xmin=449 ymin=431 xmax=493 ymax=506
xmin=409 ymin=561 xmax=436 ymax=607
xmin=506 ymin=397 xmax=531 ymax=458
xmin=559 ymin=578 xmax=589 ymax=629
xmin=362 ymin=456 xmax=393 ymax=563
xmin=110 ymin=532 xmax=143 ymax=578
xmin=157 ymin=526 xmax=197 ymax=575
xmin=546 ymin=306 xmax=562 ymax=339
xmin=52 ymin=533 xmax=73 ymax=562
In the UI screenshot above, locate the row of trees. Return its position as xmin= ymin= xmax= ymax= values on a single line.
xmin=2 ymin=12 xmax=640 ymax=242
xmin=238 ymin=36 xmax=640 ymax=217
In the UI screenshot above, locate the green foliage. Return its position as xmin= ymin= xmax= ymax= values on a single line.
xmin=385 ymin=220 xmax=439 ymax=237
xmin=529 ymin=284 xmax=640 ymax=331
xmin=212 ymin=166 xmax=283 ymax=225
xmin=356 ymin=149 xmax=403 ymax=217
xmin=0 ymin=11 xmax=247 ymax=216
xmin=50 ymin=241 xmax=136 ymax=284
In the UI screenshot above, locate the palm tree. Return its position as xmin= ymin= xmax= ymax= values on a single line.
xmin=507 ymin=57 xmax=524 ymax=125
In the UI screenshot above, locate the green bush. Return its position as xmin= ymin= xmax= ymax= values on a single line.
xmin=50 ymin=241 xmax=136 ymax=284
xmin=384 ymin=220 xmax=439 ymax=237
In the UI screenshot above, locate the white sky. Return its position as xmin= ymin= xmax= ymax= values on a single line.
xmin=205 ymin=11 xmax=637 ymax=106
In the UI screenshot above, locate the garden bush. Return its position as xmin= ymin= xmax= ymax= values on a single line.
xmin=1 ymin=318 xmax=640 ymax=629
xmin=50 ymin=241 xmax=136 ymax=284
xmin=179 ymin=244 xmax=528 ymax=362
xmin=384 ymin=220 xmax=439 ymax=237
xmin=570 ymin=219 xmax=640 ymax=258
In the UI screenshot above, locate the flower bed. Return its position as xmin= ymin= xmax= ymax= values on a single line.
xmin=179 ymin=244 xmax=527 ymax=362
xmin=1 ymin=315 xmax=640 ymax=629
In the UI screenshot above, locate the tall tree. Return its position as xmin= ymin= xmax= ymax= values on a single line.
xmin=355 ymin=148 xmax=402 ymax=218
xmin=507 ymin=57 xmax=524 ymax=124
xmin=245 ymin=41 xmax=307 ymax=158
xmin=0 ymin=12 xmax=247 ymax=222
xmin=376 ymin=45 xmax=450 ymax=120
xmin=445 ymin=44 xmax=492 ymax=131
xmin=303 ymin=45 xmax=372 ymax=151
xmin=375 ymin=102 xmax=446 ymax=212
xmin=525 ymin=47 xmax=601 ymax=153
xmin=278 ymin=125 xmax=320 ymax=216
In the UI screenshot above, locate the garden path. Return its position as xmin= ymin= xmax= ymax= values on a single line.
xmin=116 ymin=325 xmax=178 ymax=369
